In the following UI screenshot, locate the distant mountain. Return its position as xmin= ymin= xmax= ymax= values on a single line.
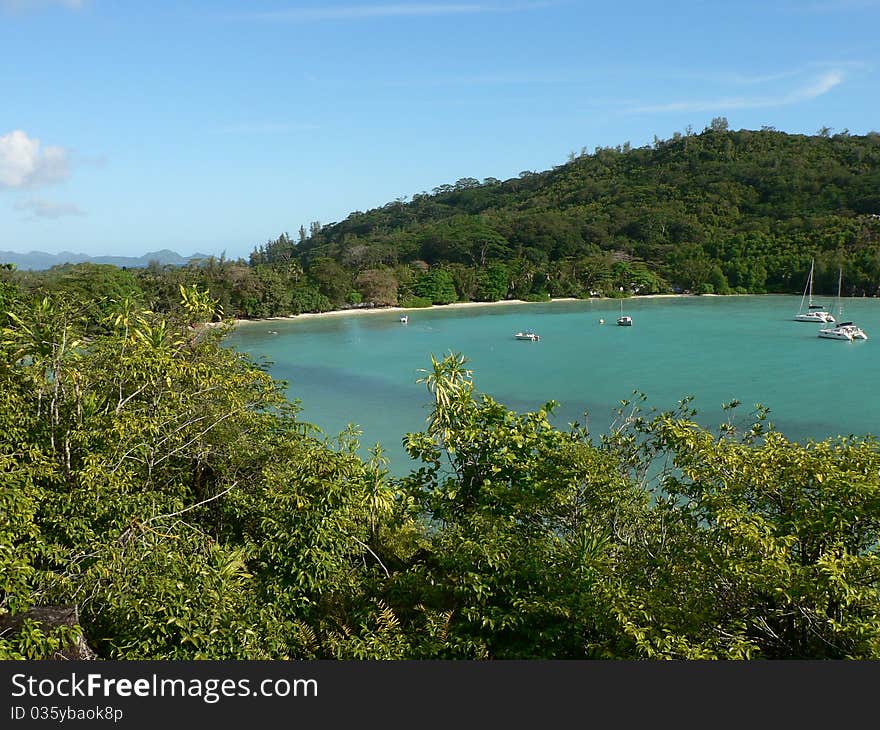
xmin=0 ymin=249 xmax=214 ymax=271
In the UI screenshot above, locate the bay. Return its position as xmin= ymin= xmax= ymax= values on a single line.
xmin=225 ymin=295 xmax=880 ymax=472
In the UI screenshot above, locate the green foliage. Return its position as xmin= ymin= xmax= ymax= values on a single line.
xmin=386 ymin=355 xmax=880 ymax=659
xmin=249 ymin=232 xmax=297 ymax=266
xmin=355 ymin=268 xmax=399 ymax=306
xmin=413 ymin=268 xmax=457 ymax=305
xmin=398 ymin=296 xmax=432 ymax=308
xmin=601 ymin=397 xmax=880 ymax=658
xmin=309 ymin=257 xmax=352 ymax=307
xmin=0 ymin=291 xmax=404 ymax=659
xmin=476 ymin=263 xmax=509 ymax=301
xmin=19 ymin=263 xmax=146 ymax=334
xmin=0 ymin=264 xmax=21 ymax=326
xmin=393 ymin=354 xmax=645 ymax=657
xmin=4 ymin=240 xmax=880 ymax=659
xmin=0 ymin=619 xmax=83 ymax=660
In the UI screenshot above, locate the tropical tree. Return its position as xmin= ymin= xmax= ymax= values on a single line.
xmin=0 ymin=290 xmax=404 ymax=659
xmin=414 ymin=268 xmax=457 ymax=305
xmin=393 ymin=354 xmax=645 ymax=658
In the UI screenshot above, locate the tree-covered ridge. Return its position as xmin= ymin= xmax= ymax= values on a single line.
xmin=295 ymin=125 xmax=880 ymax=300
xmin=4 ymin=126 xmax=880 ymax=319
xmin=2 ymin=284 xmax=879 ymax=660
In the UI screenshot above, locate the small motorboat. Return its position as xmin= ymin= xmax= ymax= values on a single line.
xmin=399 ymin=315 xmax=408 ymax=324
xmin=514 ymin=331 xmax=540 ymax=341
xmin=617 ymin=299 xmax=633 ymax=326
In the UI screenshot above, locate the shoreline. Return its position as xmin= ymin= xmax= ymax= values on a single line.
xmin=226 ymin=293 xmax=691 ymax=328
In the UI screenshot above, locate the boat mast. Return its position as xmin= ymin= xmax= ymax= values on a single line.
xmin=798 ymin=259 xmax=813 ymax=312
xmin=808 ymin=259 xmax=814 ymax=306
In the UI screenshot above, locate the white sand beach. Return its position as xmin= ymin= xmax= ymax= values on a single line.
xmin=228 ymin=294 xmax=689 ymax=328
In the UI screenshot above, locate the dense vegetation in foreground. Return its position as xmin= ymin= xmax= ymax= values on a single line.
xmin=2 ymin=282 xmax=879 ymax=660
xmin=3 ymin=124 xmax=880 ymax=323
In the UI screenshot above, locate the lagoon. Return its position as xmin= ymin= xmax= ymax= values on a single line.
xmin=226 ymin=295 xmax=880 ymax=472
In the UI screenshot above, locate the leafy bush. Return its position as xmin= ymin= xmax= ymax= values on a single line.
xmin=399 ymin=296 xmax=433 ymax=308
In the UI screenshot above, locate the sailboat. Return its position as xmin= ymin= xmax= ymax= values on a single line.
xmin=616 ymin=297 xmax=632 ymax=326
xmin=818 ymin=269 xmax=868 ymax=341
xmin=794 ymin=259 xmax=835 ymax=323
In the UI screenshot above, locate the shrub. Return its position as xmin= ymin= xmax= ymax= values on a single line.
xmin=399 ymin=296 xmax=433 ymax=308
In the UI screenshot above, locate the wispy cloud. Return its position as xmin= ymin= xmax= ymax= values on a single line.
xmin=696 ymin=69 xmax=809 ymax=87
xmin=242 ymin=2 xmax=551 ymax=22
xmin=215 ymin=122 xmax=320 ymax=135
xmin=15 ymin=197 xmax=85 ymax=220
xmin=0 ymin=130 xmax=70 ymax=189
xmin=789 ymin=70 xmax=846 ymax=100
xmin=706 ymin=60 xmax=867 ymax=86
xmin=631 ymin=69 xmax=845 ymax=114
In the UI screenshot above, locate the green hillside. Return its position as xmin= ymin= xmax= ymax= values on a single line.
xmin=276 ymin=124 xmax=880 ymax=304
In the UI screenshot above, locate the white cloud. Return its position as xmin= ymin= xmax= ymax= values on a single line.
xmin=244 ymin=2 xmax=551 ymax=22
xmin=0 ymin=130 xmax=70 ymax=189
xmin=786 ymin=70 xmax=845 ymax=101
xmin=14 ymin=197 xmax=85 ymax=220
xmin=632 ymin=69 xmax=845 ymax=114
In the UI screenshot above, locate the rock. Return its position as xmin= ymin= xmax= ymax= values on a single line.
xmin=0 ymin=606 xmax=97 ymax=660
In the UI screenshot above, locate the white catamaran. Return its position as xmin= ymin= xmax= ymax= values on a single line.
xmin=794 ymin=259 xmax=835 ymax=323
xmin=818 ymin=269 xmax=868 ymax=341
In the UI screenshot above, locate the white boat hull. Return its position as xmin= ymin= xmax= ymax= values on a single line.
xmin=794 ymin=312 xmax=835 ymax=323
xmin=818 ymin=324 xmax=868 ymax=341
xmin=818 ymin=329 xmax=853 ymax=341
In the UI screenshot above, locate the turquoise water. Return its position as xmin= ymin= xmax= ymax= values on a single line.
xmin=226 ymin=296 xmax=880 ymax=471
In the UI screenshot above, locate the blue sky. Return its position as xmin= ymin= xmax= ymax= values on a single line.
xmin=1 ymin=0 xmax=878 ymax=259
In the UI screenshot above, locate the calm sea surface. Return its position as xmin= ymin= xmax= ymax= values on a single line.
xmin=225 ymin=296 xmax=880 ymax=471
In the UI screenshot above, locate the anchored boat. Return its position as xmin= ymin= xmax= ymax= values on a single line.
xmin=514 ymin=331 xmax=541 ymax=341
xmin=795 ymin=259 xmax=835 ymax=323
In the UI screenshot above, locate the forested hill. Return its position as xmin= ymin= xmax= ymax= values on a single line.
xmin=5 ymin=125 xmax=880 ymax=321
xmin=275 ymin=124 xmax=880 ymax=301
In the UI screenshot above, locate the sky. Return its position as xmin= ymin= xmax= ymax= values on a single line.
xmin=1 ymin=0 xmax=878 ymax=260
